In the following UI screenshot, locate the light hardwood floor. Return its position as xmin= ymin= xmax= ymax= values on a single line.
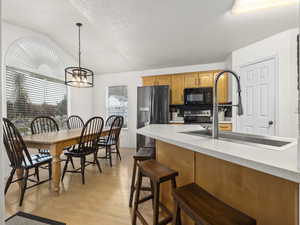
xmin=5 ymin=148 xmax=154 ymax=225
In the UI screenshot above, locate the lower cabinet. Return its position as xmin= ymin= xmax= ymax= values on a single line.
xmin=219 ymin=123 xmax=232 ymax=131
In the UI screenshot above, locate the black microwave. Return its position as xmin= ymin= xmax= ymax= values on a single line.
xmin=184 ymin=88 xmax=213 ymax=105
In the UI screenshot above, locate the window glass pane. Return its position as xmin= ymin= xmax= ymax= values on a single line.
xmin=107 ymin=86 xmax=128 ymax=128
xmin=6 ymin=66 xmax=68 ymax=134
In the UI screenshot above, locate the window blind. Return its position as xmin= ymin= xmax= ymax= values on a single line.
xmin=6 ymin=66 xmax=68 ymax=134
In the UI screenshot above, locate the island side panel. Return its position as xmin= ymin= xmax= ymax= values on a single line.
xmin=156 ymin=140 xmax=195 ymax=225
xmin=195 ymin=152 xmax=299 ymax=225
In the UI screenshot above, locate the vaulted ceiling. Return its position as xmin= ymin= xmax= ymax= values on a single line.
xmin=3 ymin=0 xmax=299 ymax=74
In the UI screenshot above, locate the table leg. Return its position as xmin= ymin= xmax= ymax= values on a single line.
xmin=50 ymin=144 xmax=62 ymax=193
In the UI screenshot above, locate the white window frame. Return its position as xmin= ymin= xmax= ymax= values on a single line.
xmin=106 ymin=85 xmax=128 ymax=129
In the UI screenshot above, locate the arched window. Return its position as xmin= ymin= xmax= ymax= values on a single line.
xmin=5 ymin=37 xmax=68 ymax=134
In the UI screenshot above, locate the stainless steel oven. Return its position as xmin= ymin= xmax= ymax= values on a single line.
xmin=184 ymin=88 xmax=213 ymax=106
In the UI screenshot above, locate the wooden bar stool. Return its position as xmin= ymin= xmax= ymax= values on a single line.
xmin=172 ymin=183 xmax=256 ymax=225
xmin=129 ymin=147 xmax=156 ymax=207
xmin=132 ymin=160 xmax=178 ymax=225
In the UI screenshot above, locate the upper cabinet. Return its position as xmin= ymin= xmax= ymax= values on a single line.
xmin=214 ymin=71 xmax=228 ymax=104
xmin=156 ymin=75 xmax=172 ymax=86
xmin=198 ymin=71 xmax=213 ymax=87
xmin=184 ymin=72 xmax=214 ymax=88
xmin=184 ymin=72 xmax=199 ymax=88
xmin=142 ymin=76 xmax=157 ymax=86
xmin=171 ymin=75 xmax=185 ymax=105
xmin=142 ymin=69 xmax=228 ymax=105
xmin=142 ymin=75 xmax=172 ymax=86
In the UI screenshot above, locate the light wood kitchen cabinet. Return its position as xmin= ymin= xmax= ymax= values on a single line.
xmin=142 ymin=76 xmax=157 ymax=86
xmin=198 ymin=71 xmax=213 ymax=87
xmin=142 ymin=75 xmax=172 ymax=86
xmin=214 ymin=72 xmax=228 ymax=103
xmin=219 ymin=123 xmax=232 ymax=131
xmin=184 ymin=72 xmax=199 ymax=88
xmin=156 ymin=75 xmax=172 ymax=86
xmin=171 ymin=75 xmax=185 ymax=105
xmin=142 ymin=69 xmax=229 ymax=105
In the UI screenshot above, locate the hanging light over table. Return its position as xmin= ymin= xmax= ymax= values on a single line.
xmin=65 ymin=23 xmax=94 ymax=88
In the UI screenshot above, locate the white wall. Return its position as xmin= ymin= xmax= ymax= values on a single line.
xmin=94 ymin=62 xmax=226 ymax=149
xmin=69 ymin=87 xmax=94 ymax=122
xmin=232 ymin=28 xmax=299 ymax=138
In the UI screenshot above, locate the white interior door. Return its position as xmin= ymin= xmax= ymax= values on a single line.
xmin=237 ymin=58 xmax=276 ymax=135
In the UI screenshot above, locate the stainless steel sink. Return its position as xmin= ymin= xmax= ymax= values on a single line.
xmin=180 ymin=130 xmax=294 ymax=149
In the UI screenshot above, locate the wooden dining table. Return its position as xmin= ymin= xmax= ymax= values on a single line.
xmin=22 ymin=127 xmax=112 ymax=193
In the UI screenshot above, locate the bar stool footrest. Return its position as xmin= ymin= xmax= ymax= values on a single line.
xmin=135 ymin=203 xmax=173 ymax=225
xmin=138 ymin=195 xmax=154 ymax=204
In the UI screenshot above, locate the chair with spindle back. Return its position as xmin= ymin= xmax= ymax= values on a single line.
xmin=66 ymin=115 xmax=84 ymax=169
xmin=105 ymin=115 xmax=118 ymax=127
xmin=30 ymin=116 xmax=59 ymax=155
xmin=98 ymin=116 xmax=123 ymax=167
xmin=61 ymin=116 xmax=104 ymax=184
xmin=99 ymin=115 xmax=118 ymax=142
xmin=66 ymin=115 xmax=84 ymax=129
xmin=3 ymin=118 xmax=52 ymax=206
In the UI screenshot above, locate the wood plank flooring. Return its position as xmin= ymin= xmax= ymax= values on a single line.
xmin=5 ymin=148 xmax=154 ymax=225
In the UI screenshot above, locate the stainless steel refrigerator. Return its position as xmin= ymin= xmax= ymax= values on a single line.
xmin=137 ymin=85 xmax=170 ymax=150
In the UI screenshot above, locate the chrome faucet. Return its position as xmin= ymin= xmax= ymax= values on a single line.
xmin=212 ymin=70 xmax=243 ymax=139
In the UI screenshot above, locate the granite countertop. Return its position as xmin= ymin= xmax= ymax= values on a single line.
xmin=137 ymin=124 xmax=300 ymax=183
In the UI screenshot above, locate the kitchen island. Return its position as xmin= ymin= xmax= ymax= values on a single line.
xmin=137 ymin=124 xmax=299 ymax=225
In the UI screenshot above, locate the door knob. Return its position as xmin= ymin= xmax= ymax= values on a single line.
xmin=268 ymin=121 xmax=274 ymax=126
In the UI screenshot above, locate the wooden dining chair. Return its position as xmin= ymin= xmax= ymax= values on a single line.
xmin=105 ymin=115 xmax=118 ymax=127
xmin=99 ymin=115 xmax=118 ymax=143
xmin=65 ymin=115 xmax=84 ymax=168
xmin=3 ymin=118 xmax=52 ymax=206
xmin=98 ymin=116 xmax=123 ymax=167
xmin=30 ymin=116 xmax=59 ymax=155
xmin=66 ymin=115 xmax=84 ymax=129
xmin=31 ymin=116 xmax=59 ymax=134
xmin=61 ymin=116 xmax=104 ymax=184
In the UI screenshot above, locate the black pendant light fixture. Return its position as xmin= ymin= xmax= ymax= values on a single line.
xmin=65 ymin=23 xmax=94 ymax=88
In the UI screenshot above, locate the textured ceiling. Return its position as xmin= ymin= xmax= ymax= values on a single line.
xmin=2 ymin=0 xmax=299 ymax=75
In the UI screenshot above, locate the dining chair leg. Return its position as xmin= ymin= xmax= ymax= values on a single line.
xmin=107 ymin=146 xmax=112 ymax=167
xmin=81 ymin=156 xmax=86 ymax=184
xmin=105 ymin=147 xmax=108 ymax=159
xmin=48 ymin=162 xmax=52 ymax=180
xmin=19 ymin=169 xmax=29 ymax=206
xmin=35 ymin=167 xmax=40 ymax=183
xmin=94 ymin=152 xmax=102 ymax=173
xmin=116 ymin=144 xmax=122 ymax=161
xmin=5 ymin=168 xmax=15 ymax=195
xmin=61 ymin=156 xmax=70 ymax=181
xmin=70 ymin=157 xmax=75 ymax=169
